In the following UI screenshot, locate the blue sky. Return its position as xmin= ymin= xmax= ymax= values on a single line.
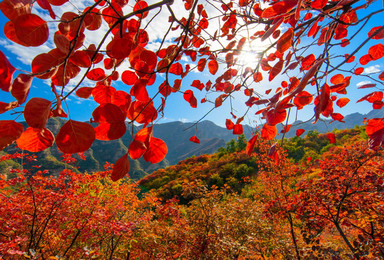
xmin=0 ymin=0 xmax=383 ymax=130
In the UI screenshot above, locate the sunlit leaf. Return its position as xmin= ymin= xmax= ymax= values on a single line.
xmin=0 ymin=120 xmax=24 ymax=150
xmin=16 ymin=127 xmax=54 ymax=152
xmin=56 ymin=120 xmax=95 ymax=154
xmin=111 ymin=153 xmax=130 ymax=181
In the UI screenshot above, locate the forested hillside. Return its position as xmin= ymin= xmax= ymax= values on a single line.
xmin=2 ymin=127 xmax=382 ymax=259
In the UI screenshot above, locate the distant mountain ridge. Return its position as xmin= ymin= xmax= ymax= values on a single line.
xmin=1 ymin=109 xmax=383 ymax=179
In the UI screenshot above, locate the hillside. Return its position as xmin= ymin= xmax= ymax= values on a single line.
xmin=1 ymin=108 xmax=381 ymax=179
xmin=138 ymin=126 xmax=368 ymax=202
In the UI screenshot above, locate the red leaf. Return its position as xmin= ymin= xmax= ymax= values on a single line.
xmin=92 ymin=103 xmax=126 ymax=140
xmin=106 ymin=37 xmax=132 ymax=60
xmin=281 ymin=124 xmax=291 ymax=133
xmin=54 ymin=32 xmax=70 ymax=54
xmin=0 ymin=0 xmax=31 ymax=22
xmin=127 ymin=100 xmax=157 ymax=124
xmin=16 ymin=127 xmax=54 ymax=152
xmin=357 ymin=92 xmax=383 ymax=103
xmin=128 ymin=127 xmax=152 ymax=159
xmin=0 ymin=120 xmax=24 ymax=150
xmin=208 ymin=59 xmax=218 ymax=75
xmin=4 ymin=21 xmax=28 ymax=46
xmin=268 ymin=142 xmax=279 ymax=164
xmin=183 ymin=90 xmax=197 ymax=108
xmin=369 ymin=43 xmax=384 ymax=60
xmin=159 ymin=81 xmax=172 ymax=97
xmin=76 ymin=87 xmax=93 ymax=99
xmin=293 ymin=91 xmax=313 ymax=109
xmin=83 ymin=7 xmax=102 ymax=31
xmin=354 ymin=67 xmax=364 ymax=75
xmin=87 ymin=68 xmax=106 ymax=81
xmin=24 ymin=97 xmax=51 ymax=128
xmin=51 ymin=62 xmax=80 ymax=86
xmin=198 ymin=58 xmax=206 ymax=72
xmin=380 ymin=71 xmax=384 ymax=81
xmin=122 ymin=70 xmax=138 ymax=85
xmin=143 ymin=137 xmax=167 ymax=164
xmin=327 ymin=133 xmax=336 ymax=143
xmin=189 ymin=135 xmax=200 ymax=144
xmin=92 ymin=85 xmax=116 ymax=104
xmin=261 ymin=124 xmax=277 ymax=140
xmin=226 ymin=119 xmax=234 ymax=130
xmin=314 ymin=84 xmax=332 ymax=122
xmin=191 ymin=80 xmax=204 ymax=90
xmin=233 ymin=124 xmax=243 ymax=135
xmin=31 ymin=52 xmax=60 ymax=79
xmin=0 ymin=50 xmax=16 ymax=92
xmin=11 ymin=74 xmax=32 ymax=104
xmin=69 ymin=50 xmax=92 ymax=68
xmin=366 ymin=118 xmax=384 ymax=149
xmin=311 ymin=0 xmax=327 ymax=9
xmin=253 ymin=72 xmax=263 ymax=82
xmin=111 ymin=153 xmax=130 ymax=181
xmin=246 ymin=134 xmax=257 ymax=156
xmin=0 ymin=101 xmax=18 ymax=114
xmin=261 ymin=0 xmax=297 ymax=18
xmin=266 ymin=109 xmax=287 ymax=126
xmin=359 ymin=54 xmax=372 ymax=65
xmin=331 ymin=113 xmax=344 ymax=122
xmin=301 ymin=54 xmax=315 ymax=70
xmin=336 ymin=97 xmax=350 ymax=108
xmin=131 ymin=79 xmax=149 ymax=102
xmin=14 ymin=14 xmax=48 ymax=46
xmin=133 ymin=1 xmax=149 ymax=19
xmin=169 ymin=63 xmax=183 ymax=75
xmin=277 ymin=28 xmax=293 ymax=53
xmin=215 ymin=96 xmax=223 ymax=107
xmin=102 ymin=3 xmax=122 ymax=25
xmin=269 ymin=59 xmax=283 ymax=81
xmin=56 ymin=120 xmax=95 ymax=154
xmin=330 ymin=74 xmax=344 ymax=84
xmin=296 ymin=129 xmax=305 ymax=137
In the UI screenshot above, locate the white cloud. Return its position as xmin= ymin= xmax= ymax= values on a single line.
xmin=356 ymin=80 xmax=372 ymax=87
xmin=178 ymin=117 xmax=189 ymax=123
xmin=364 ymin=65 xmax=381 ymax=74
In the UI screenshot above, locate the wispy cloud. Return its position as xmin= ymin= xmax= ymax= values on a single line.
xmin=364 ymin=65 xmax=380 ymax=74
xmin=178 ymin=117 xmax=189 ymax=123
xmin=356 ymin=80 xmax=372 ymax=87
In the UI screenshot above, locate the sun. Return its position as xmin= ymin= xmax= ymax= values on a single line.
xmin=237 ymin=42 xmax=263 ymax=68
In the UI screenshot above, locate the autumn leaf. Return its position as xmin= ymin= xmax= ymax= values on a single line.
xmin=296 ymin=129 xmax=305 ymax=137
xmin=183 ymin=90 xmax=197 ymax=108
xmin=327 ymin=133 xmax=336 ymax=143
xmin=208 ymin=59 xmax=218 ymax=75
xmin=366 ymin=118 xmax=384 ymax=149
xmin=143 ymin=137 xmax=167 ymax=164
xmin=0 ymin=50 xmax=16 ymax=92
xmin=0 ymin=120 xmax=24 ymax=150
xmin=24 ymin=97 xmax=51 ymax=129
xmin=261 ymin=123 xmax=277 ymax=140
xmin=246 ymin=134 xmax=257 ymax=156
xmin=111 ymin=153 xmax=130 ymax=181
xmin=92 ymin=103 xmax=126 ymax=141
xmin=11 ymin=73 xmax=33 ymax=104
xmin=56 ymin=120 xmax=95 ymax=154
xmin=189 ymin=135 xmax=200 ymax=143
xmin=14 ymin=14 xmax=49 ymax=46
xmin=16 ymin=127 xmax=54 ymax=152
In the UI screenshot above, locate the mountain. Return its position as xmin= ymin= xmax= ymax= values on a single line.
xmin=276 ymin=108 xmax=384 ymax=138
xmin=1 ymin=108 xmax=383 ymax=179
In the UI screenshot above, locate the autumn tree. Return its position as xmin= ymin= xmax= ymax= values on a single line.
xmin=0 ymin=0 xmax=384 ymax=179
